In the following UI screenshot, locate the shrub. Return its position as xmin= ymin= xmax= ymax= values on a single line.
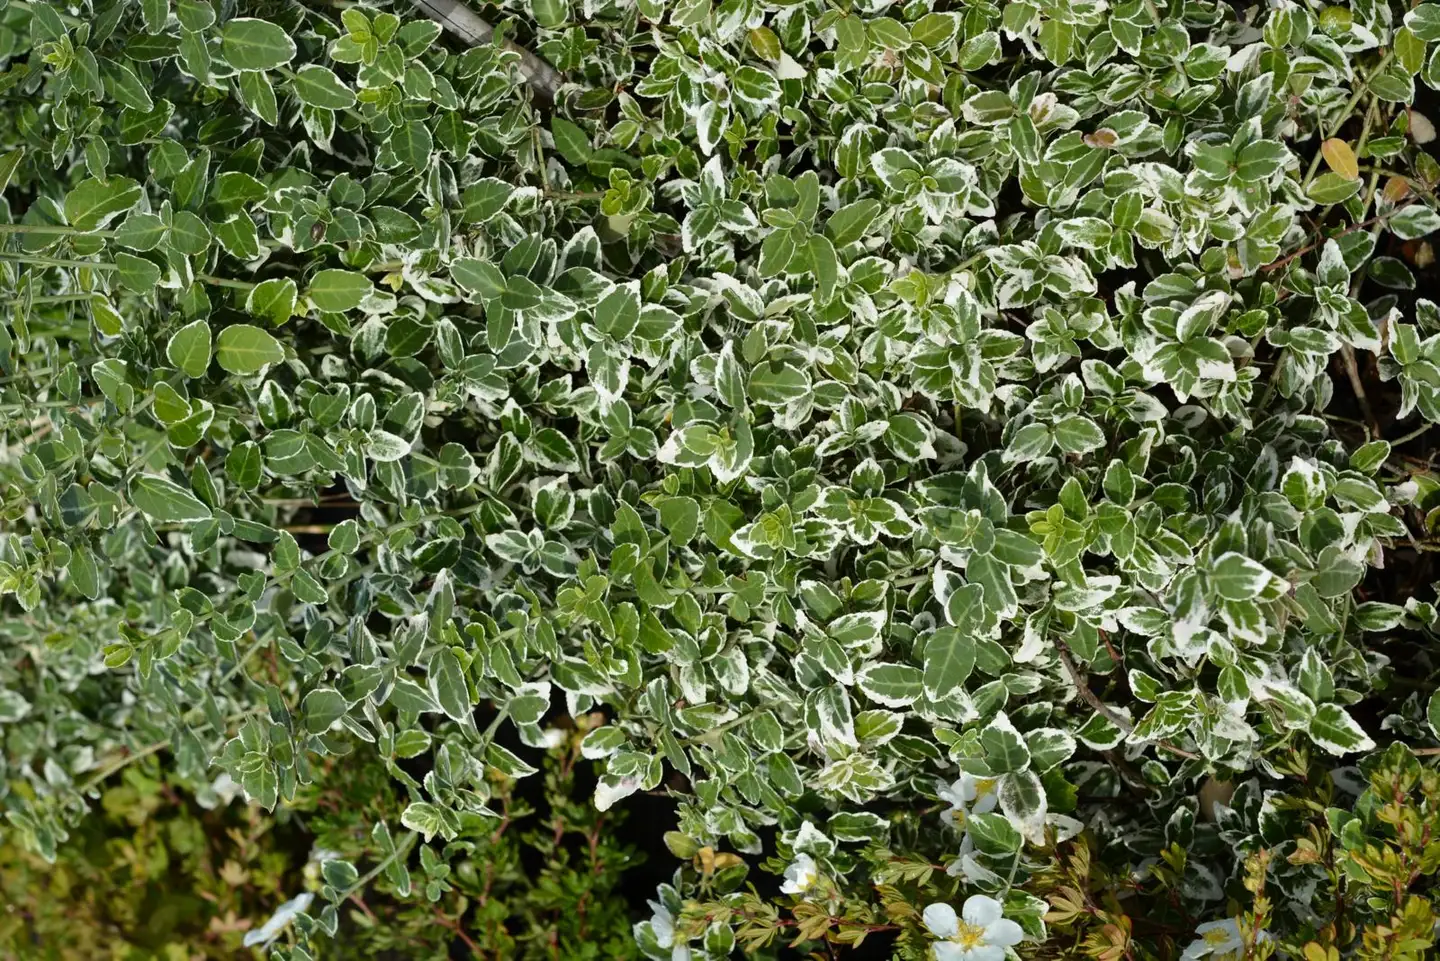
xmin=0 ymin=721 xmax=642 ymax=958
xmin=4 ymin=0 xmax=1440 ymax=957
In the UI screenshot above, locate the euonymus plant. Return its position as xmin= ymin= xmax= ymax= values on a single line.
xmin=5 ymin=0 xmax=1440 ymax=956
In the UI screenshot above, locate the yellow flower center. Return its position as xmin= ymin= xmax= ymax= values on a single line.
xmin=1204 ymin=929 xmax=1231 ymax=945
xmin=954 ymin=921 xmax=987 ymax=948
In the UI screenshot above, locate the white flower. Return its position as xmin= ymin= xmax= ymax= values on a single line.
xmin=938 ymin=773 xmax=999 ymax=827
xmin=640 ymin=900 xmax=692 ymax=961
xmin=923 ymin=896 xmax=1025 ymax=961
xmin=943 ymin=833 xmax=1001 ymax=884
xmin=1181 ymin=918 xmax=1262 ymax=961
xmin=780 ymin=853 xmax=820 ymax=895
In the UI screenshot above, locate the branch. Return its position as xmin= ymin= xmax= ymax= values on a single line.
xmin=1260 ymin=198 xmax=1416 ymax=274
xmin=1055 ymin=641 xmax=1199 ymax=761
xmin=408 ymin=0 xmax=565 ymax=105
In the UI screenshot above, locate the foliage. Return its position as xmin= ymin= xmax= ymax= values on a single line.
xmin=1 ymin=764 xmax=300 ymax=959
xmin=1 ymin=718 xmax=641 ymax=959
xmin=5 ymin=0 xmax=1440 ymax=956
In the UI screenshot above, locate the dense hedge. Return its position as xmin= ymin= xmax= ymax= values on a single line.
xmin=4 ymin=0 xmax=1440 ymax=957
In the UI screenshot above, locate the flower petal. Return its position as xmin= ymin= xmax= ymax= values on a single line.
xmin=969 ymin=946 xmax=1005 ymax=961
xmin=962 ymin=894 xmax=1002 ymax=927
xmin=957 ymin=774 xmax=979 ymax=801
xmin=932 ymin=943 xmax=967 ymax=961
xmin=923 ymin=902 xmax=959 ymax=939
xmin=986 ymin=918 xmax=1025 ymax=948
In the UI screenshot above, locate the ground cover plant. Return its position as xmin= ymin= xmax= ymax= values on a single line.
xmin=4 ymin=0 xmax=1440 ymax=957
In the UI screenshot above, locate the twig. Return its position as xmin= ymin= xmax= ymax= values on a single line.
xmin=1055 ymin=641 xmax=1199 ymax=760
xmin=434 ymin=911 xmax=481 ymax=956
xmin=1391 ymin=420 xmax=1433 ymax=448
xmin=681 ymin=708 xmax=756 ymax=745
xmin=76 ymin=737 xmax=170 ymax=794
xmin=408 ymin=0 xmax=566 ymax=105
xmin=1300 ymin=50 xmax=1395 ymax=193
xmin=1260 ymin=199 xmax=1416 ymax=274
xmin=77 ymin=704 xmax=265 ymax=793
xmin=0 ymin=223 xmax=114 ymax=236
xmin=1056 ymin=642 xmax=1133 ymax=732
xmin=347 ymin=894 xmax=377 ymax=921
xmin=334 ymin=832 xmax=418 ymax=902
xmin=1338 ymin=345 xmax=1379 ymax=439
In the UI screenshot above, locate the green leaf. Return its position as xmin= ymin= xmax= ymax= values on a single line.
xmin=303 ymin=687 xmax=348 ymax=734
xmin=67 ymin=543 xmax=101 ymax=600
xmin=428 ymin=649 xmax=470 ymax=722
xmin=128 ymin=474 xmax=213 ymax=522
xmin=533 ymin=0 xmax=568 ymax=27
xmin=461 ymin=179 xmax=512 ymax=223
xmin=1309 ymin=703 xmax=1375 ymax=755
xmin=0 ymin=150 xmax=23 ymax=197
xmin=114 ymin=212 xmax=168 ymax=251
xmin=825 ymin=198 xmax=882 ymax=246
xmin=910 ymin=12 xmax=957 ymax=47
xmin=103 ymin=59 xmax=155 ymax=111
xmin=808 ymin=234 xmax=838 ymax=304
xmin=452 ymin=259 xmax=507 ymax=297
xmin=967 ymin=812 xmax=1021 ymax=856
xmin=1405 ymin=3 xmax=1440 ymax=41
xmin=1389 ymin=204 xmax=1440 ymax=241
xmin=64 ymin=176 xmax=142 ymax=230
xmin=321 ymin=859 xmax=359 ymax=890
xmin=828 ymin=611 xmax=886 ymax=646
xmin=1210 ymin=552 xmax=1274 ymax=601
xmin=1312 ymin=546 xmax=1364 ymax=598
xmin=998 ymin=770 xmax=1046 ymax=838
xmin=247 ymin=278 xmax=298 ymax=326
xmin=237 ymin=69 xmax=279 ymax=124
xmin=923 ymin=628 xmax=975 ymax=700
xmin=166 ymin=320 xmax=212 ymax=378
xmin=594 ymin=285 xmax=640 ymax=339
xmin=1308 ymin=172 xmax=1362 ymax=205
xmin=551 ymin=117 xmax=592 ymax=165
xmin=1052 ymin=415 xmax=1104 ymax=454
xmin=215 ymin=324 xmax=285 ymax=374
xmin=221 ymin=17 xmax=297 ymax=71
xmin=307 ymin=270 xmax=371 ymax=312
xmin=958 ymin=30 xmax=1000 ymax=69
xmin=225 ymin=441 xmax=263 ymax=489
xmin=1349 ymin=440 xmax=1391 ymax=474
xmin=242 ymin=764 xmax=279 ymax=810
xmin=747 ymin=360 xmax=811 ymax=406
xmin=856 ymin=663 xmax=923 ymax=707
xmin=114 ymin=252 xmax=161 ymax=292
xmin=401 ymin=801 xmax=446 ymax=842
xmin=1233 ymin=140 xmax=1289 ymax=182
xmin=979 ymin=712 xmax=1031 ymax=773
xmin=291 ymin=64 xmax=356 ymax=110
xmin=389 ymin=120 xmax=433 ymax=169
xmin=176 ymin=0 xmax=216 ymax=30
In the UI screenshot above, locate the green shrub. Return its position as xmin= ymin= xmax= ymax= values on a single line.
xmin=1 ymin=717 xmax=642 ymax=959
xmin=4 ymin=0 xmax=1440 ymax=957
